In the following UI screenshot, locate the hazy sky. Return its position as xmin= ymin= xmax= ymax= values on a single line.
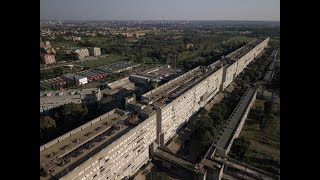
xmin=40 ymin=0 xmax=280 ymax=21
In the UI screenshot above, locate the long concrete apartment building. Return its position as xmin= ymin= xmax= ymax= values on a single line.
xmin=40 ymin=37 xmax=269 ymax=180
xmin=40 ymin=88 xmax=102 ymax=112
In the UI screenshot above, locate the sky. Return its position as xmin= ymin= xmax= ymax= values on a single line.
xmin=40 ymin=0 xmax=280 ymax=21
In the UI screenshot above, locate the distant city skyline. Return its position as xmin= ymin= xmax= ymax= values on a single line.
xmin=41 ymin=0 xmax=280 ymax=21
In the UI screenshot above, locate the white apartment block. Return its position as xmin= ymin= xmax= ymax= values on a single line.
xmin=40 ymin=37 xmax=269 ymax=180
xmin=88 ymin=47 xmax=101 ymax=57
xmin=74 ymin=48 xmax=89 ymax=59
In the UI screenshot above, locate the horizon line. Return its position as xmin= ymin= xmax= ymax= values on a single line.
xmin=40 ymin=19 xmax=280 ymax=22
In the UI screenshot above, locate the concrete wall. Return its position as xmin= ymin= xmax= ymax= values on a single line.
xmin=159 ymin=68 xmax=224 ymax=143
xmin=141 ymin=67 xmax=200 ymax=104
xmin=40 ymin=109 xmax=117 ymax=152
xmin=62 ymin=114 xmax=157 ymax=180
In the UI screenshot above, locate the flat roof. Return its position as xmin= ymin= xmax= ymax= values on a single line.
xmin=102 ymin=88 xmax=120 ymax=95
xmin=140 ymin=106 xmax=156 ymax=116
xmin=40 ymin=109 xmax=129 ymax=178
xmin=62 ymin=73 xmax=87 ymax=80
xmin=98 ymin=61 xmax=140 ymax=72
xmin=215 ymin=88 xmax=256 ymax=149
xmin=228 ymin=38 xmax=265 ymax=60
xmin=143 ymin=66 xmax=221 ymax=106
xmin=137 ymin=66 xmax=180 ymax=80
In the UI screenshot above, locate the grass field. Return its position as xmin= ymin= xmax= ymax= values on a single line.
xmin=76 ymin=54 xmax=128 ymax=68
xmin=240 ymin=97 xmax=280 ymax=175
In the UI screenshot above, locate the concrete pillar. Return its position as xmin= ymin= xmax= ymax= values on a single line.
xmin=124 ymin=97 xmax=128 ymax=111
xmin=196 ymin=170 xmax=207 ymax=180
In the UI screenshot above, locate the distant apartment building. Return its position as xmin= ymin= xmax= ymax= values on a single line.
xmin=88 ymin=47 xmax=101 ymax=56
xmin=40 ymin=41 xmax=56 ymax=55
xmin=186 ymin=43 xmax=194 ymax=49
xmin=134 ymin=32 xmax=145 ymax=37
xmin=73 ymin=48 xmax=89 ymax=59
xmin=112 ymin=32 xmax=145 ymax=38
xmin=72 ymin=36 xmax=81 ymax=41
xmin=41 ymin=54 xmax=56 ymax=64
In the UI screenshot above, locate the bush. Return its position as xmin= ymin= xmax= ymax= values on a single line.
xmin=40 ymin=116 xmax=56 ymax=130
xmin=230 ymin=137 xmax=251 ymax=161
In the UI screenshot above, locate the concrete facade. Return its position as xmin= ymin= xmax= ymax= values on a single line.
xmin=88 ymin=47 xmax=101 ymax=57
xmin=41 ymin=54 xmax=56 ymax=64
xmin=74 ymin=48 xmax=89 ymax=59
xmin=40 ymin=37 xmax=269 ymax=180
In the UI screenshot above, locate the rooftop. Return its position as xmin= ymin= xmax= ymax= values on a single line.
xmin=97 ymin=61 xmax=140 ymax=73
xmin=142 ymin=66 xmax=222 ymax=105
xmin=40 ymin=109 xmax=130 ymax=178
xmin=228 ymin=38 xmax=265 ymax=61
xmin=137 ymin=66 xmax=182 ymax=80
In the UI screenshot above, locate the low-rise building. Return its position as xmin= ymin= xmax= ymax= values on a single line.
xmin=62 ymin=73 xmax=88 ymax=86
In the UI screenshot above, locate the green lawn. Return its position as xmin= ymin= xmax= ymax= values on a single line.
xmin=76 ymin=54 xmax=128 ymax=68
xmin=239 ymin=97 xmax=280 ymax=175
xmin=252 ymin=99 xmax=265 ymax=111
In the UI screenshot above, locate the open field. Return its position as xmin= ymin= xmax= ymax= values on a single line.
xmin=76 ymin=54 xmax=128 ymax=68
xmin=239 ymin=97 xmax=280 ymax=175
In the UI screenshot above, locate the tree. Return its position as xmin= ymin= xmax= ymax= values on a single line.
xmin=199 ymin=130 xmax=213 ymax=149
xmin=230 ymin=137 xmax=251 ymax=161
xmin=78 ymin=40 xmax=96 ymax=47
xmin=40 ymin=116 xmax=56 ymax=130
xmin=60 ymin=103 xmax=88 ymax=117
xmin=264 ymin=101 xmax=274 ymax=115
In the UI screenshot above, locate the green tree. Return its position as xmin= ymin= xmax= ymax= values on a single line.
xmin=58 ymin=103 xmax=88 ymax=119
xmin=40 ymin=116 xmax=56 ymax=130
xmin=230 ymin=137 xmax=251 ymax=161
xmin=199 ymin=130 xmax=214 ymax=149
xmin=264 ymin=101 xmax=274 ymax=115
